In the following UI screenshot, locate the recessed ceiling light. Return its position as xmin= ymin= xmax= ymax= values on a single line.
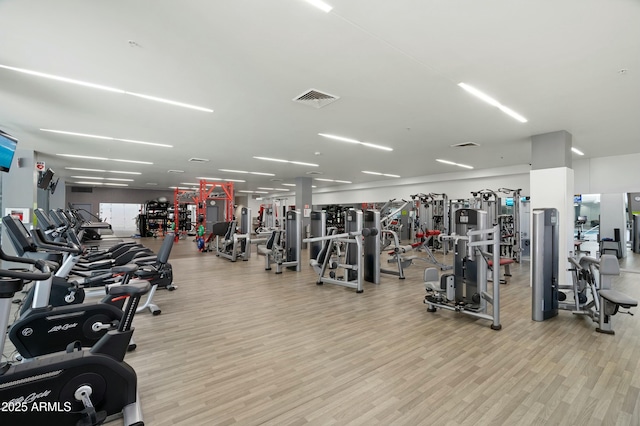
xmin=238 ymin=190 xmax=254 ymax=193
xmin=458 ymin=82 xmax=527 ymax=123
xmin=196 ymin=177 xmax=222 ymax=181
xmin=65 ymin=167 xmax=106 ymax=172
xmin=257 ymin=187 xmax=274 ymax=190
xmin=281 ymin=183 xmax=296 ymax=187
xmin=65 ymin=167 xmax=141 ymax=175
xmin=571 ymin=147 xmax=585 ymax=155
xmin=303 ymin=0 xmax=333 ymax=13
xmin=435 ymin=159 xmax=456 ymax=165
xmin=362 ymin=171 xmax=400 ymax=178
xmin=41 ymin=129 xmax=172 ymax=148
xmin=108 ymin=170 xmax=142 ymax=175
xmin=436 ymin=159 xmax=474 ymax=169
xmin=146 ymin=183 xmax=158 ymax=186
xmin=218 ymin=169 xmax=276 ymax=176
xmin=71 ymin=176 xmax=103 ymax=180
xmin=105 ymin=177 xmax=134 ymax=182
xmin=314 ymin=178 xmax=353 ymax=183
xmin=180 ymin=182 xmax=200 ymax=186
xmin=168 ymin=170 xmax=185 ymax=173
xmin=104 ymin=183 xmax=129 ymax=187
xmin=58 ymin=154 xmax=151 ymax=164
xmin=273 ymin=188 xmax=290 ymax=191
xmin=58 ymin=154 xmax=108 ymax=160
xmin=0 ymin=64 xmax=213 ymax=113
xmin=75 ymin=181 xmax=103 ymax=185
xmin=189 ymin=158 xmax=209 ymax=163
xmin=254 ymin=191 xmax=269 ymax=194
xmin=111 ymin=159 xmax=153 ymax=165
xmin=318 ymin=133 xmax=393 ymax=152
xmin=253 ymin=156 xmax=319 ymax=167
xmin=223 ymin=179 xmax=246 ymax=183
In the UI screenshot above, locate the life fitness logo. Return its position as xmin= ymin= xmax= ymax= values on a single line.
xmin=21 ymin=328 xmax=33 ymax=337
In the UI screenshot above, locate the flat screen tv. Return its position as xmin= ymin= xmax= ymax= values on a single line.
xmin=0 ymin=130 xmax=18 ymax=173
xmin=38 ymin=168 xmax=55 ymax=190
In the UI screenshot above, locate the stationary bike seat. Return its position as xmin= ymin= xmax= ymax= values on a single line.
xmin=108 ymin=280 xmax=151 ymax=296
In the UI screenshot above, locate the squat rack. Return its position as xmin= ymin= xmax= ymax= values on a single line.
xmin=173 ymin=180 xmax=234 ymax=232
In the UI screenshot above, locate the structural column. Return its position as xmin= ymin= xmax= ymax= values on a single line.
xmin=295 ymin=176 xmax=312 ymax=245
xmin=530 ymin=130 xmax=574 ymax=286
xmin=1 ymin=148 xmax=38 ymax=258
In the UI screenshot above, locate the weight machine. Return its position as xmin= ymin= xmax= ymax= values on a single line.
xmin=305 ymin=210 xmax=378 ymax=293
xmin=531 ymin=208 xmax=637 ymax=334
xmin=362 ymin=209 xmax=408 ymax=282
xmin=423 ymin=209 xmax=502 ymax=330
xmin=214 ymin=207 xmax=251 ymax=261
xmin=258 ymin=210 xmax=301 ymax=273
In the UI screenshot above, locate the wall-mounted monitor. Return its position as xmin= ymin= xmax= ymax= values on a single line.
xmin=0 ymin=129 xmax=18 ymax=173
xmin=49 ymin=177 xmax=60 ymax=194
xmin=38 ymin=168 xmax=55 ymax=190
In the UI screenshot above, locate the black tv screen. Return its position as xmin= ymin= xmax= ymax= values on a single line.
xmin=38 ymin=168 xmax=55 ymax=190
xmin=0 ymin=130 xmax=18 ymax=173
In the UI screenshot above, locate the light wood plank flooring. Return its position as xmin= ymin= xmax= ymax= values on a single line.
xmin=13 ymin=238 xmax=640 ymax=425
xmin=122 ymin=238 xmax=640 ymax=426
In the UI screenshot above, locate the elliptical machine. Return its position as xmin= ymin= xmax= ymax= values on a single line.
xmin=0 ymin=250 xmax=147 ymax=425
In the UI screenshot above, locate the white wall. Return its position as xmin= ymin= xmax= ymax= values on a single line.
xmin=574 ymin=153 xmax=640 ymax=194
xmin=312 ymin=164 xmax=532 ymax=205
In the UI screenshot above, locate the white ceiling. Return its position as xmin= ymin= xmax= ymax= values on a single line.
xmin=1 ymin=0 xmax=639 ymax=195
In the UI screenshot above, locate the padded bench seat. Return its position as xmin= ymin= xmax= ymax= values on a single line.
xmin=599 ymin=289 xmax=638 ymax=308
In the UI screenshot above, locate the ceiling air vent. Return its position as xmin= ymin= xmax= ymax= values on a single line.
xmin=305 ymin=171 xmax=323 ymax=175
xmin=451 ymin=142 xmax=480 ymax=148
xmin=167 ymin=169 xmax=184 ymax=173
xmin=189 ymin=158 xmax=210 ymax=163
xmin=293 ymin=89 xmax=340 ymax=109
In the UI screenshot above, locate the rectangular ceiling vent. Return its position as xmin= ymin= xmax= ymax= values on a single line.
xmin=167 ymin=169 xmax=185 ymax=173
xmin=188 ymin=158 xmax=210 ymax=163
xmin=451 ymin=142 xmax=480 ymax=148
xmin=293 ymin=89 xmax=340 ymax=109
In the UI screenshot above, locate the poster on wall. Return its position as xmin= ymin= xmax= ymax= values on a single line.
xmin=4 ymin=207 xmax=30 ymax=224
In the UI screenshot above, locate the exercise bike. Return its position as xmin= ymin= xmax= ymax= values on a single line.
xmin=0 ymin=254 xmax=147 ymax=425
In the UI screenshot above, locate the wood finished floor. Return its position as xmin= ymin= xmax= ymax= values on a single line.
xmin=36 ymin=238 xmax=640 ymax=425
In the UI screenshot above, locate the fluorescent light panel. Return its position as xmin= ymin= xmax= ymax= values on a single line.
xmin=41 ymin=129 xmax=172 ymax=148
xmin=74 ymin=181 xmax=126 ymax=186
xmin=318 ymin=133 xmax=393 ymax=152
xmin=361 ymin=171 xmax=400 ymax=178
xmin=218 ymin=169 xmax=275 ymax=176
xmin=303 ymin=0 xmax=333 ymax=13
xmin=314 ymin=178 xmax=353 ymax=183
xmin=253 ymin=156 xmax=318 ymax=167
xmin=65 ymin=167 xmax=140 ymax=175
xmin=58 ymin=154 xmax=152 ymax=164
xmin=458 ymin=82 xmax=527 ymax=123
xmin=436 ymin=159 xmax=474 ymax=169
xmin=0 ymin=64 xmax=213 ymax=113
xmin=571 ymin=147 xmax=585 ymax=155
